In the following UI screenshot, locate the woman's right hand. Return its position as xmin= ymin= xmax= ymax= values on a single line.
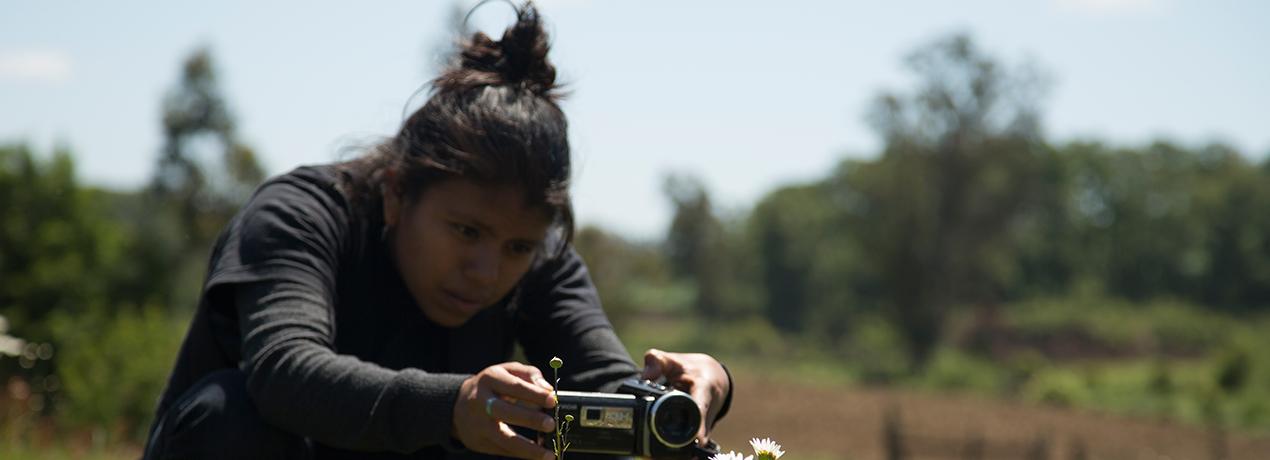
xmin=452 ymin=362 xmax=558 ymax=460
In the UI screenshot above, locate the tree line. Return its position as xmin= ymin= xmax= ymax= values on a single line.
xmin=583 ymin=33 xmax=1270 ymax=371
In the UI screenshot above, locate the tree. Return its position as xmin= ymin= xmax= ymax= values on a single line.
xmin=858 ymin=33 xmax=1049 ymax=367
xmin=573 ymin=225 xmax=689 ymax=327
xmin=144 ymin=47 xmax=266 ymax=311
xmin=151 ymin=46 xmax=265 ymax=250
xmin=750 ymin=180 xmax=863 ymax=338
xmin=663 ymin=173 xmax=728 ymax=319
xmin=1047 ymin=140 xmax=1270 ymax=309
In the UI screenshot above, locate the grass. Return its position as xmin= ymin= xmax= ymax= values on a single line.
xmin=0 ymin=440 xmax=139 ymax=460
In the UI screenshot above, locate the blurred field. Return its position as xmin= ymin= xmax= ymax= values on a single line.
xmin=614 ymin=304 xmax=1270 ymax=459
xmin=0 ymin=444 xmax=139 ymax=460
xmin=0 ymin=414 xmax=140 ymax=460
xmin=713 ymin=368 xmax=1270 ymax=460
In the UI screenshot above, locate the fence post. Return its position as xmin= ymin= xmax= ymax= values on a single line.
xmin=1026 ymin=433 xmax=1050 ymax=460
xmin=1208 ymin=423 xmax=1228 ymax=460
xmin=883 ymin=405 xmax=905 ymax=460
xmin=1205 ymin=395 xmax=1227 ymax=460
xmin=1068 ymin=437 xmax=1087 ymax=460
xmin=960 ymin=429 xmax=984 ymax=460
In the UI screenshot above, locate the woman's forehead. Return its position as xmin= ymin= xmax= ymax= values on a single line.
xmin=422 ymin=179 xmax=551 ymax=236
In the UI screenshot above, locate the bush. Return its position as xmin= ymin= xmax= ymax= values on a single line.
xmin=919 ymin=348 xmax=1008 ymax=394
xmin=695 ymin=316 xmax=787 ymax=358
xmin=49 ymin=305 xmax=186 ymax=442
xmin=842 ymin=315 xmax=911 ymax=384
xmin=1022 ymin=369 xmax=1092 ymax=408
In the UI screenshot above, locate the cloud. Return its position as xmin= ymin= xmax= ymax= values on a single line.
xmin=1054 ymin=0 xmax=1161 ymax=14
xmin=0 ymin=49 xmax=73 ymax=82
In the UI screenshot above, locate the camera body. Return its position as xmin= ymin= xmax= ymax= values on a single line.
xmin=543 ymin=379 xmax=703 ymax=458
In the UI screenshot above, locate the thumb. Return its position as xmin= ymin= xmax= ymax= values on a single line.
xmin=642 ymin=348 xmax=669 ymax=380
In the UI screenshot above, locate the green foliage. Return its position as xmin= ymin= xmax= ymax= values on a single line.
xmin=751 ymin=181 xmax=863 ymax=337
xmin=1005 ymin=297 xmax=1245 ymax=354
xmin=690 ymin=316 xmax=788 ymax=358
xmin=661 ymin=174 xmax=761 ymax=320
xmin=839 ymin=315 xmax=911 ymax=384
xmin=0 ymin=145 xmax=131 ymax=333
xmin=1022 ymin=368 xmax=1092 ymax=408
xmin=1 ymin=46 xmax=264 ymax=450
xmin=1006 ymin=356 xmax=1270 ymax=428
xmin=854 ymin=33 xmax=1051 ymax=367
xmin=49 ymin=305 xmax=186 ymax=442
xmin=919 ymin=349 xmax=1009 ymax=394
xmin=573 ymin=225 xmax=691 ymax=324
xmin=0 ymin=443 xmax=138 ymax=460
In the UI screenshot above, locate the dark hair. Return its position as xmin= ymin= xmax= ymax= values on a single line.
xmin=342 ymin=1 xmax=572 ymax=254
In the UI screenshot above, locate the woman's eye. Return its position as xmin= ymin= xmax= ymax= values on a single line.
xmin=451 ymin=223 xmax=478 ymax=240
xmin=509 ymin=243 xmax=535 ymax=255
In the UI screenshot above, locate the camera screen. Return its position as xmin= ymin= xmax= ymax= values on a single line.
xmin=579 ymin=405 xmax=634 ymax=429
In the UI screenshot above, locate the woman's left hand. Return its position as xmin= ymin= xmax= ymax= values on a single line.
xmin=640 ymin=348 xmax=731 ymax=445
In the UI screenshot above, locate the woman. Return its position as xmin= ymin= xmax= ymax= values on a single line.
xmin=143 ymin=3 xmax=732 ymax=460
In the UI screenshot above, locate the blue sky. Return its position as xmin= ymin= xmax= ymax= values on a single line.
xmin=3 ymin=0 xmax=1268 ymax=239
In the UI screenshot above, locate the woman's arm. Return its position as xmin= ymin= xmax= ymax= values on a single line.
xmin=219 ymin=177 xmax=468 ymax=453
xmin=233 ymin=280 xmax=468 ymax=453
xmin=514 ymin=245 xmax=641 ymax=392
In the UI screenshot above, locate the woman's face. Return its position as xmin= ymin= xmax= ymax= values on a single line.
xmin=385 ymin=178 xmax=551 ymax=327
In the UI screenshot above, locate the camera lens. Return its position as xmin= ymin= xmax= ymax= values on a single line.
xmin=649 ymin=393 xmax=700 ymax=448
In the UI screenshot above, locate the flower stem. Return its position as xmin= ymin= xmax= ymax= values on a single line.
xmin=549 ymin=357 xmax=569 ymax=460
xmin=553 ymin=366 xmax=564 ymax=460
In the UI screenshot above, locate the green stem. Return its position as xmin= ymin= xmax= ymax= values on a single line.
xmin=553 ymin=367 xmax=564 ymax=460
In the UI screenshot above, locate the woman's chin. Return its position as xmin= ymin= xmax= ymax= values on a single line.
xmin=421 ymin=302 xmax=480 ymax=328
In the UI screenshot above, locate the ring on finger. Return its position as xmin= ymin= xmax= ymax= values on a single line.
xmin=485 ymin=396 xmax=498 ymax=418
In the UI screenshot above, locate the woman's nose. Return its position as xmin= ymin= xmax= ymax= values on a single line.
xmin=463 ymin=245 xmax=499 ymax=286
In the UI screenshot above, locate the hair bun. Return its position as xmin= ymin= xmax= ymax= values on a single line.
xmin=438 ymin=1 xmax=558 ymax=97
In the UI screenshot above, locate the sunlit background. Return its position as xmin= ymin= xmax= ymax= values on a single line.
xmin=3 ymin=1 xmax=1270 ymax=458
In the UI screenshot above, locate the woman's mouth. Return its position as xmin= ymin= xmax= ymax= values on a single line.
xmin=443 ymin=289 xmax=484 ymax=313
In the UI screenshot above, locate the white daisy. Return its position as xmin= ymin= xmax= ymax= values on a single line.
xmin=749 ymin=437 xmax=785 ymax=460
xmin=711 ymin=451 xmax=753 ymax=460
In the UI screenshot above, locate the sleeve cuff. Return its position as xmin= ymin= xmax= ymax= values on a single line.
xmin=710 ymin=361 xmax=733 ymax=429
xmin=386 ymin=369 xmax=470 ymax=452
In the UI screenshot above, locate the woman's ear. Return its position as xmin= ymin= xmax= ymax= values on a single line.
xmin=381 ymin=168 xmax=402 ymax=227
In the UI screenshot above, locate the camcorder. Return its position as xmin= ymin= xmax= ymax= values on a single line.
xmin=521 ymin=379 xmax=719 ymax=459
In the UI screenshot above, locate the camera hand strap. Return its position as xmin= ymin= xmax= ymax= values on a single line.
xmin=688 ymin=439 xmax=721 ymax=460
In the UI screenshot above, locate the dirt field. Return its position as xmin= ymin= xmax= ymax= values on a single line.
xmin=709 ymin=372 xmax=1270 ymax=460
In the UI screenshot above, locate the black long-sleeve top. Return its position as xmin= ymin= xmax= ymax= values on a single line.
xmin=151 ymin=164 xmax=668 ymax=456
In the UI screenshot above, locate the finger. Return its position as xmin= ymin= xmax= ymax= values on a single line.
xmin=487 ymin=397 xmax=556 ymax=433
xmin=642 ymin=348 xmax=678 ymax=380
xmin=503 ymin=362 xmax=556 ymax=393
xmin=690 ymin=387 xmax=710 ymax=443
xmin=492 ymin=421 xmax=555 ymax=460
xmin=488 ymin=367 xmax=556 ymax=409
xmin=473 ymin=423 xmax=523 ymax=459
